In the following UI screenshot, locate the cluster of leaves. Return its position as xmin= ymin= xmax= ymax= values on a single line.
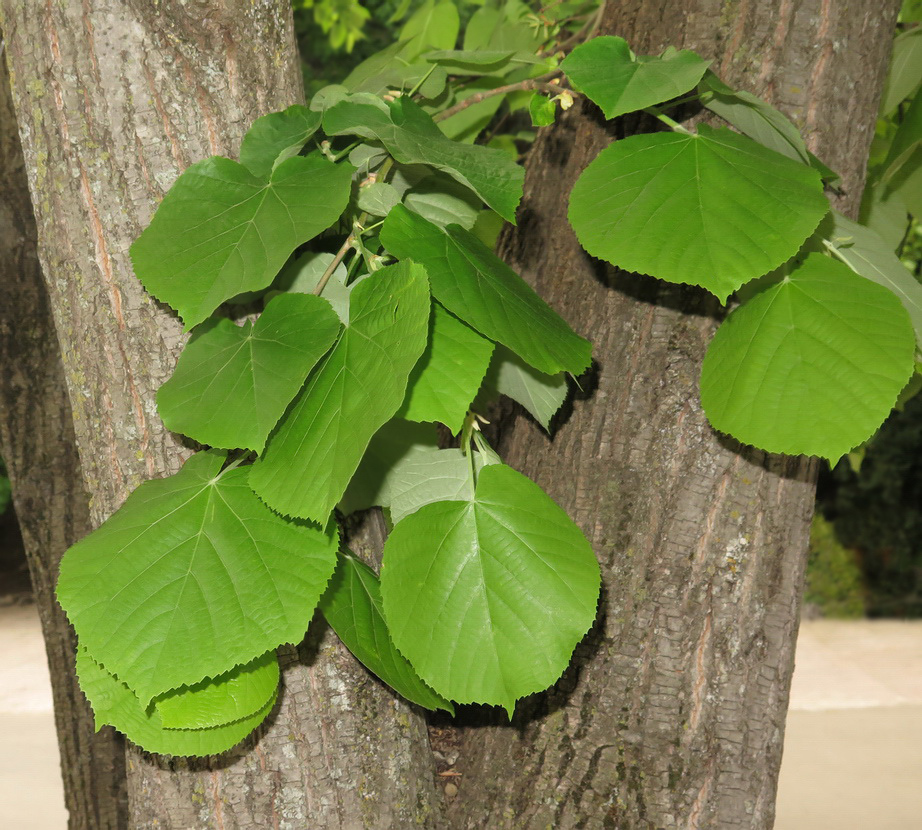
xmin=57 ymin=2 xmax=601 ymax=755
xmin=56 ymin=5 xmax=920 ymax=756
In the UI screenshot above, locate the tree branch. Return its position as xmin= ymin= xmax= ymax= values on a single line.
xmin=434 ymin=71 xmax=565 ymax=122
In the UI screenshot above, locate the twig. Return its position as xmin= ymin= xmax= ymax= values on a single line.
xmin=545 ymin=0 xmax=606 ymax=56
xmin=312 ymin=233 xmax=354 ymax=296
xmin=435 ymin=70 xmax=564 ymax=122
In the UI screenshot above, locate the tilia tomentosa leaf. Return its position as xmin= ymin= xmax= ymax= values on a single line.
xmin=381 ymin=205 xmax=591 ymax=375
xmin=561 ymin=36 xmax=710 ymax=119
xmin=57 ymin=450 xmax=338 ymax=704
xmin=249 ymin=261 xmax=431 ymax=521
xmin=323 ymin=94 xmax=524 ymax=222
xmin=77 ymin=647 xmax=278 ymax=756
xmin=157 ymin=293 xmax=341 ymax=452
xmin=700 ymin=253 xmax=915 ymax=460
xmin=319 ymin=553 xmax=454 ymax=713
xmin=379 ymin=463 xmax=601 ymax=715
xmin=568 ymin=125 xmax=830 ymax=302
xmin=130 ymin=152 xmax=353 ymax=329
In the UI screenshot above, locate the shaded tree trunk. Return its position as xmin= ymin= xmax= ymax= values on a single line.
xmin=0 ymin=2 xmax=441 ymax=827
xmin=450 ymin=1 xmax=899 ymax=828
xmin=0 ymin=47 xmax=128 ymax=830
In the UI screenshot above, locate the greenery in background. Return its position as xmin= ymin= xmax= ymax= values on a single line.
xmin=821 ymin=393 xmax=922 ymax=618
xmin=811 ymin=0 xmax=922 ymax=619
xmin=804 ymin=514 xmax=866 ymax=619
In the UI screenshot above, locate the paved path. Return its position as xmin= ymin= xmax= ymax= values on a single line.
xmin=775 ymin=620 xmax=922 ymax=829
xmin=1 ymin=605 xmax=920 ymax=828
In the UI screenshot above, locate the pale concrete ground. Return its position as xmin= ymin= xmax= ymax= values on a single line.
xmin=775 ymin=620 xmax=922 ymax=830
xmin=1 ymin=605 xmax=920 ymax=829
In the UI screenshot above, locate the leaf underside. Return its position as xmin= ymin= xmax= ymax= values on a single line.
xmin=320 ymin=553 xmax=454 ymax=712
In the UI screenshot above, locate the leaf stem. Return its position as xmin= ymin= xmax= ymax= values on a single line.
xmin=407 ymin=63 xmax=437 ymax=98
xmin=435 ymin=70 xmax=565 ymax=122
xmin=313 ymin=158 xmax=395 ymax=296
xmin=549 ymin=0 xmax=607 ymax=56
xmin=642 ymin=107 xmax=692 ymax=134
xmin=312 ymin=234 xmax=354 ymax=296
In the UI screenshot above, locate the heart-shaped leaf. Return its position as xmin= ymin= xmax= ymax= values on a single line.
xmin=250 ymin=261 xmax=431 ymax=521
xmin=561 ymin=36 xmax=710 ymax=119
xmin=379 ymin=464 xmax=600 ymax=715
xmin=131 ymin=153 xmax=353 ymax=328
xmin=76 ymin=647 xmax=276 ymax=756
xmin=569 ymin=126 xmax=829 ymax=302
xmin=58 ymin=450 xmax=338 ymax=703
xmin=700 ymin=253 xmax=915 ymax=459
xmin=157 ymin=293 xmax=341 ymax=452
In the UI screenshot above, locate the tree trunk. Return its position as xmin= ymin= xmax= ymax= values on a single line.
xmin=0 ymin=2 xmax=440 ymax=827
xmin=450 ymin=2 xmax=899 ymax=829
xmin=0 ymin=49 xmax=128 ymax=830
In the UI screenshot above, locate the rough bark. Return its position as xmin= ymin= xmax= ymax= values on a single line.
xmin=0 ymin=2 xmax=440 ymax=827
xmin=451 ymin=2 xmax=899 ymax=829
xmin=0 ymin=49 xmax=128 ymax=830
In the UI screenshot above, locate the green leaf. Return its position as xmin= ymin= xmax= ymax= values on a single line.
xmin=323 ymin=95 xmax=524 ymax=222
xmin=250 ymin=262 xmax=431 ymax=521
xmin=76 ymin=647 xmax=276 ymax=756
xmin=825 ymin=212 xmax=922 ymax=347
xmin=130 ymin=153 xmax=353 ymax=329
xmin=424 ymin=49 xmax=516 ymax=70
xmin=58 ymin=451 xmax=339 ymax=704
xmin=381 ymin=205 xmax=591 ymax=375
xmin=154 ymin=651 xmax=279 ymax=729
xmin=239 ymin=105 xmax=322 ymax=179
xmin=399 ymin=168 xmax=482 ymax=229
xmin=341 ymin=42 xmax=412 ymax=93
xmin=379 ymin=464 xmax=600 ymax=715
xmin=339 ymin=419 xmax=439 ymax=517
xmin=700 ymin=253 xmax=915 ymax=460
xmin=859 ymin=183 xmax=908 ymax=252
xmin=569 ymin=126 xmax=829 ymax=302
xmin=157 ymin=294 xmax=341 ymax=452
xmin=398 ymin=303 xmax=494 ymax=433
xmin=399 ymin=0 xmax=460 ymax=59
xmin=357 ymin=182 xmax=401 ymax=216
xmin=561 ymin=36 xmax=710 ymax=119
xmin=463 ymin=5 xmax=502 ymax=50
xmin=882 ymin=86 xmax=922 ymax=184
xmin=698 ymin=71 xmax=810 ymax=164
xmin=483 ymin=345 xmax=568 ymax=430
xmin=529 ymin=93 xmax=556 ymax=126
xmin=320 ymin=553 xmax=454 ymax=712
xmin=273 ymin=251 xmax=350 ymax=324
xmin=881 ymin=27 xmax=922 ymax=114
xmin=339 ymin=419 xmax=494 ymax=522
